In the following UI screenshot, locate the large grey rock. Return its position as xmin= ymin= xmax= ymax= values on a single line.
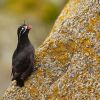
xmin=3 ymin=0 xmax=100 ymax=99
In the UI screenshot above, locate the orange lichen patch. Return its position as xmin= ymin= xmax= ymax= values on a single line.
xmin=87 ymin=86 xmax=94 ymax=92
xmin=60 ymin=29 xmax=66 ymax=34
xmin=87 ymin=24 xmax=96 ymax=33
xmin=36 ymin=79 xmax=43 ymax=88
xmin=90 ymin=19 xmax=96 ymax=26
xmin=66 ymin=40 xmax=78 ymax=53
xmin=51 ymin=85 xmax=59 ymax=99
xmin=95 ymin=55 xmax=100 ymax=64
xmin=59 ymin=95 xmax=67 ymax=100
xmin=83 ymin=47 xmax=94 ymax=55
xmin=96 ymin=33 xmax=100 ymax=40
xmin=79 ymin=38 xmax=93 ymax=49
xmin=46 ymin=40 xmax=77 ymax=64
xmin=73 ymin=0 xmax=81 ymax=4
xmin=95 ymin=94 xmax=100 ymax=100
xmin=46 ymin=70 xmax=55 ymax=79
xmin=55 ymin=53 xmax=68 ymax=64
xmin=46 ymin=95 xmax=53 ymax=100
xmin=81 ymin=38 xmax=92 ymax=46
xmin=36 ymin=50 xmax=47 ymax=61
xmin=47 ymin=41 xmax=69 ymax=64
xmin=49 ymin=41 xmax=66 ymax=54
xmin=86 ymin=16 xmax=100 ymax=33
xmin=37 ymin=40 xmax=71 ymax=65
xmin=79 ymin=38 xmax=96 ymax=57
xmin=36 ymin=68 xmax=44 ymax=77
xmin=35 ymin=70 xmax=45 ymax=85
xmin=90 ymin=16 xmax=100 ymax=26
xmin=27 ymin=85 xmax=39 ymax=98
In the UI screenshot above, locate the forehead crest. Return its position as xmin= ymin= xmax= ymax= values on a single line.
xmin=18 ymin=25 xmax=27 ymax=35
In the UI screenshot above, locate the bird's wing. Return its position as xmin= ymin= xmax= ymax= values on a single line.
xmin=20 ymin=53 xmax=34 ymax=81
xmin=11 ymin=67 xmax=15 ymax=76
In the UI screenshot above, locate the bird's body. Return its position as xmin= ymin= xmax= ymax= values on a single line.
xmin=12 ymin=24 xmax=34 ymax=87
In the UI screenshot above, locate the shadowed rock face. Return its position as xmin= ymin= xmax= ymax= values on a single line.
xmin=3 ymin=0 xmax=100 ymax=99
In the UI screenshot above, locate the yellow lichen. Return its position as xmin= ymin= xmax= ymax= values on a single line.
xmin=67 ymin=40 xmax=78 ymax=53
xmin=51 ymin=85 xmax=59 ymax=99
xmin=36 ymin=68 xmax=44 ymax=77
xmin=96 ymin=32 xmax=100 ymax=40
xmin=27 ymin=85 xmax=39 ymax=98
xmin=95 ymin=55 xmax=100 ymax=64
xmin=87 ymin=24 xmax=95 ymax=33
xmin=60 ymin=95 xmax=67 ymax=100
xmin=73 ymin=0 xmax=81 ymax=4
xmin=55 ymin=53 xmax=68 ymax=64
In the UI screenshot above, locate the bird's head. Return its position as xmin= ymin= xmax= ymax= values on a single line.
xmin=17 ymin=24 xmax=32 ymax=39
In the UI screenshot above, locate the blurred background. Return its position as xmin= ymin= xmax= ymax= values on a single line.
xmin=0 ymin=0 xmax=68 ymax=98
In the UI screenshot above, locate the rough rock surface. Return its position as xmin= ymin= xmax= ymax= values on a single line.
xmin=3 ymin=0 xmax=100 ymax=99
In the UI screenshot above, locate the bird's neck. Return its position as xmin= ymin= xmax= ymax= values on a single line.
xmin=17 ymin=36 xmax=30 ymax=49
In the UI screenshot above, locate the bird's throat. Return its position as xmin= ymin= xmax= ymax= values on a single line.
xmin=17 ymin=36 xmax=30 ymax=49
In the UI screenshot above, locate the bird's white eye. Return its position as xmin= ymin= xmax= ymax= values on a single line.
xmin=22 ymin=27 xmax=24 ymax=30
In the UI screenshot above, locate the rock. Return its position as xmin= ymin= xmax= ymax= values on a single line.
xmin=3 ymin=0 xmax=100 ymax=99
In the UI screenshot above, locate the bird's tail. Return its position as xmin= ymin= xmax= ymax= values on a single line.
xmin=16 ymin=79 xmax=24 ymax=87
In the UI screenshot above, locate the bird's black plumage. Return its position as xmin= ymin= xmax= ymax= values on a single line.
xmin=12 ymin=24 xmax=35 ymax=87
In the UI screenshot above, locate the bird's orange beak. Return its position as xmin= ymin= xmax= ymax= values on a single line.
xmin=27 ymin=25 xmax=32 ymax=30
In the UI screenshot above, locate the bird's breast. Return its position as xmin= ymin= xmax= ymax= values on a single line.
xmin=12 ymin=50 xmax=31 ymax=72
